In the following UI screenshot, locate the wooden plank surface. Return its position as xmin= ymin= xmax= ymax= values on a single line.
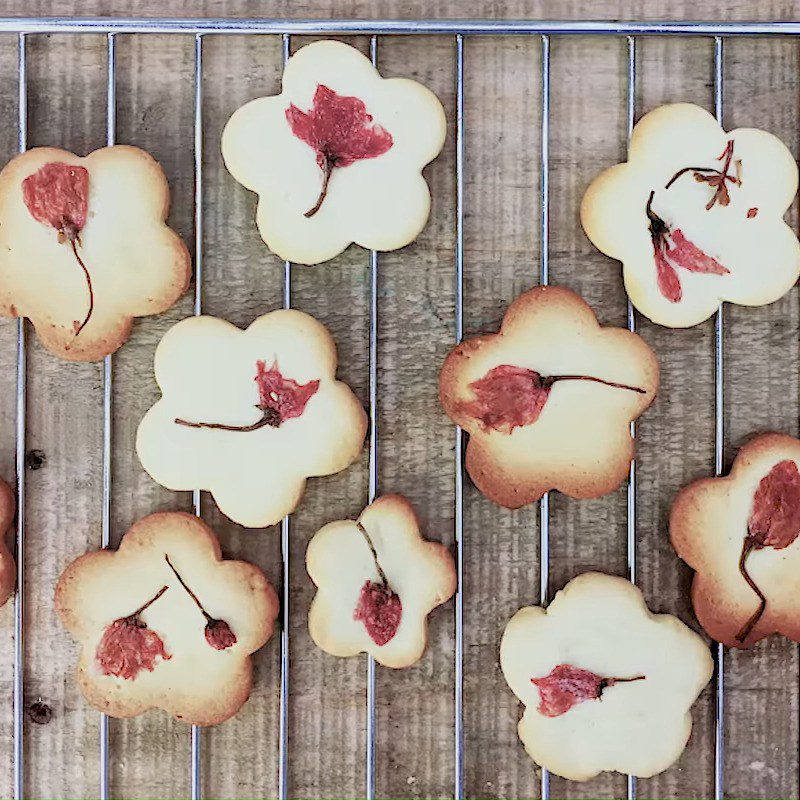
xmin=0 ymin=2 xmax=798 ymax=798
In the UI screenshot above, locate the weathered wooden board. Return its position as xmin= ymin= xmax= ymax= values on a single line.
xmin=0 ymin=1 xmax=798 ymax=799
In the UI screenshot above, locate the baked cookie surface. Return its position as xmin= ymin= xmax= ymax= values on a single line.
xmin=307 ymin=494 xmax=456 ymax=668
xmin=0 ymin=146 xmax=191 ymax=361
xmin=0 ymin=478 xmax=15 ymax=609
xmin=439 ymin=285 xmax=658 ymax=508
xmin=581 ymin=103 xmax=800 ymax=328
xmin=671 ymin=432 xmax=800 ymax=648
xmin=55 ymin=511 xmax=278 ymax=726
xmin=222 ymin=39 xmax=446 ymax=265
xmin=500 ymin=573 xmax=713 ymax=782
xmin=136 ymin=309 xmax=367 ymax=528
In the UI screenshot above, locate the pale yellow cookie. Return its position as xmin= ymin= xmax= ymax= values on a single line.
xmin=55 ymin=511 xmax=278 ymax=726
xmin=0 ymin=146 xmax=191 ymax=361
xmin=222 ymin=39 xmax=446 ymax=265
xmin=439 ymin=285 xmax=659 ymax=508
xmin=136 ymin=309 xmax=367 ymax=528
xmin=307 ymin=494 xmax=456 ymax=669
xmin=582 ymin=103 xmax=800 ymax=328
xmin=0 ymin=478 xmax=15 ymax=609
xmin=671 ymin=432 xmax=800 ymax=648
xmin=500 ymin=573 xmax=713 ymax=782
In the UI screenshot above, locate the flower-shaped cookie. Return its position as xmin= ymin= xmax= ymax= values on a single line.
xmin=500 ymin=572 xmax=713 ymax=782
xmin=136 ymin=309 xmax=367 ymax=528
xmin=671 ymin=432 xmax=800 ymax=648
xmin=0 ymin=146 xmax=191 ymax=361
xmin=0 ymin=478 xmax=15 ymax=609
xmin=581 ymin=103 xmax=800 ymax=328
xmin=439 ymin=285 xmax=659 ymax=508
xmin=55 ymin=512 xmax=278 ymax=725
xmin=221 ymin=40 xmax=447 ymax=265
xmin=307 ymin=494 xmax=456 ymax=668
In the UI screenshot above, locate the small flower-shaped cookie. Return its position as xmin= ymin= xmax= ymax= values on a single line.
xmin=55 ymin=512 xmax=278 ymax=726
xmin=500 ymin=573 xmax=713 ymax=782
xmin=221 ymin=40 xmax=447 ymax=265
xmin=136 ymin=309 xmax=367 ymax=528
xmin=582 ymin=103 xmax=800 ymax=328
xmin=439 ymin=285 xmax=658 ymax=508
xmin=0 ymin=478 xmax=15 ymax=609
xmin=307 ymin=494 xmax=456 ymax=668
xmin=0 ymin=146 xmax=191 ymax=361
xmin=671 ymin=432 xmax=800 ymax=648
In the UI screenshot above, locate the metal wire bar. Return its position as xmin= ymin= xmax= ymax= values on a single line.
xmin=538 ymin=33 xmax=550 ymax=800
xmin=12 ymin=31 xmax=27 ymax=800
xmin=712 ymin=35 xmax=725 ymax=800
xmin=191 ymin=31 xmax=204 ymax=800
xmin=453 ymin=32 xmax=465 ymax=800
xmin=623 ymin=33 xmax=639 ymax=800
xmin=624 ymin=34 xmax=638 ymax=800
xmin=278 ymin=31 xmax=292 ymax=800
xmin=98 ymin=30 xmax=116 ymax=800
xmin=2 ymin=18 xmax=800 ymax=36
xmin=365 ymin=33 xmax=379 ymax=800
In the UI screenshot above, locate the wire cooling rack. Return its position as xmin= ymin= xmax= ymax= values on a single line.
xmin=4 ymin=15 xmax=799 ymax=800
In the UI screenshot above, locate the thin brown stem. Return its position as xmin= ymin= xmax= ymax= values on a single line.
xmin=664 ymin=140 xmax=739 ymax=212
xmin=175 ymin=405 xmax=281 ymax=432
xmin=355 ymin=520 xmax=389 ymax=586
xmin=545 ymin=375 xmax=647 ymax=395
xmin=664 ymin=166 xmax=722 ymax=190
xmin=129 ymin=585 xmax=169 ymax=620
xmin=70 ymin=238 xmax=94 ymax=337
xmin=645 ymin=190 xmax=668 ymax=242
xmin=304 ymin=156 xmax=334 ymax=218
xmin=735 ymin=537 xmax=767 ymax=643
xmin=598 ymin=674 xmax=646 ymax=697
xmin=165 ymin=554 xmax=212 ymax=623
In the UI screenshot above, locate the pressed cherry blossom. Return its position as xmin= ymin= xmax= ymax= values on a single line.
xmin=286 ymin=84 xmax=394 ymax=217
xmin=353 ymin=580 xmax=403 ymax=646
xmin=22 ymin=162 xmax=94 ymax=335
xmin=646 ymin=192 xmax=729 ymax=303
xmin=736 ymin=459 xmax=800 ymax=643
xmin=531 ymin=664 xmax=645 ymax=718
xmin=175 ymin=360 xmax=320 ymax=433
xmin=663 ymin=139 xmax=741 ymax=211
xmin=461 ymin=364 xmax=645 ymax=434
xmin=95 ymin=586 xmax=171 ymax=680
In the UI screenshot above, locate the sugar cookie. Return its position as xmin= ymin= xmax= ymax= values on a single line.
xmin=137 ymin=309 xmax=367 ymax=528
xmin=55 ymin=511 xmax=278 ymax=726
xmin=222 ymin=40 xmax=446 ymax=265
xmin=582 ymin=103 xmax=800 ymax=327
xmin=500 ymin=573 xmax=712 ymax=781
xmin=0 ymin=146 xmax=190 ymax=360
xmin=671 ymin=432 xmax=800 ymax=647
xmin=439 ymin=285 xmax=658 ymax=508
xmin=307 ymin=494 xmax=455 ymax=668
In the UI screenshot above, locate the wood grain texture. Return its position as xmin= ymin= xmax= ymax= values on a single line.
xmin=0 ymin=2 xmax=797 ymax=799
